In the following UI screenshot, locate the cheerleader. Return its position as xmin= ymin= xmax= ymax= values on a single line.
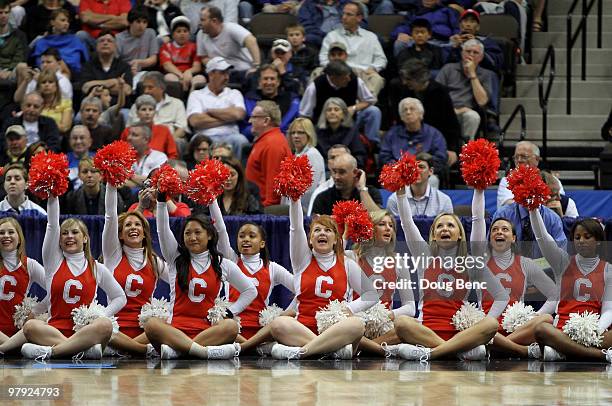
xmin=0 ymin=218 xmax=46 ymax=355
xmin=343 ymin=209 xmax=416 ymax=356
xmin=209 ymin=200 xmax=295 ymax=353
xmin=20 ymin=196 xmax=127 ymax=360
xmin=484 ymin=217 xmax=558 ymax=358
xmin=267 ymin=198 xmax=378 ymax=360
xmin=392 ymin=187 xmax=508 ymax=361
xmin=102 ymin=183 xmax=169 ymax=355
xmin=530 ymin=211 xmax=612 ymax=361
xmin=143 ymin=193 xmax=257 ymax=359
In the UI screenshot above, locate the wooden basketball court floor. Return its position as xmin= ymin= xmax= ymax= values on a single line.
xmin=2 ymin=358 xmax=612 ymax=405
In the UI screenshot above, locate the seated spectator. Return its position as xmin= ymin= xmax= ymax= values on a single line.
xmin=182 ymin=0 xmax=238 ymax=34
xmin=0 ymin=125 xmax=28 ymax=166
xmin=212 ymin=142 xmax=233 ymax=159
xmin=385 ymin=152 xmax=453 ymax=217
xmin=35 ymin=69 xmax=73 ymax=134
xmin=77 ymin=0 xmax=130 ymax=48
xmin=319 ymin=1 xmax=387 ymax=96
xmin=216 ymin=156 xmax=263 ymax=215
xmin=67 ymin=125 xmax=94 ymax=189
xmin=298 ymin=0 xmax=344 ymax=47
xmin=184 ymin=134 xmax=212 ymax=170
xmin=541 ymin=170 xmax=578 ymax=218
xmin=145 ymin=0 xmax=182 ymax=44
xmin=263 ymin=38 xmax=306 ymax=94
xmin=30 ymin=10 xmax=89 ymax=75
xmin=388 ymin=59 xmax=461 ymax=165
xmin=186 ymin=57 xmax=249 ymax=160
xmin=0 ymin=163 xmax=46 ymax=215
xmin=79 ymin=96 xmax=119 ymax=150
xmin=63 ymin=157 xmax=125 ymax=215
xmin=395 ymin=18 xmax=444 ymax=74
xmin=447 ymin=9 xmax=504 ymax=73
xmin=286 ymin=23 xmax=318 ymax=74
xmin=23 ymin=141 xmax=48 ymax=171
xmin=286 ymin=117 xmax=325 ymax=209
xmin=79 ymin=31 xmax=133 ymax=105
xmin=0 ymin=0 xmax=27 ymax=112
xmin=25 ymin=0 xmax=79 ymax=42
xmin=311 ymin=153 xmax=381 ymax=215
xmin=474 ymin=0 xmax=527 ymax=54
xmin=306 ymin=143 xmax=350 ymax=215
xmin=125 ymin=124 xmax=168 ymax=188
xmin=116 ymin=6 xmax=159 ymax=87
xmin=315 ymin=97 xmax=366 ymax=169
xmin=436 ymin=39 xmax=495 ymax=140
xmin=196 ymin=6 xmax=261 ymax=82
xmin=243 ymin=64 xmax=300 ymax=140
xmin=380 ymin=97 xmax=448 ymax=177
xmin=128 ymin=71 xmax=188 ymax=149
xmin=15 ymin=48 xmax=72 ymax=104
xmin=0 ymin=92 xmax=61 ymax=153
xmin=256 ymin=0 xmax=300 ymax=15
xmin=300 ymin=60 xmax=381 ymax=146
xmin=121 ymin=95 xmax=178 ymax=159
xmin=87 ymin=80 xmax=126 ymax=138
xmin=245 ymin=100 xmax=292 ymax=207
xmin=159 ymin=16 xmax=203 ymax=94
xmin=129 ymin=184 xmax=190 ymax=218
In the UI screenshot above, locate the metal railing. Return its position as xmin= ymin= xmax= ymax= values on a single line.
xmin=498 ymin=104 xmax=527 ymax=172
xmin=566 ymin=0 xmax=603 ymax=114
xmin=538 ymin=45 xmax=555 ymax=163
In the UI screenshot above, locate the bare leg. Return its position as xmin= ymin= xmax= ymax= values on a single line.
xmin=373 ymin=329 xmax=401 ymax=345
xmin=0 ymin=331 xmax=8 ymax=345
xmin=239 ymin=324 xmax=275 ymax=353
xmin=193 ymin=319 xmax=239 ymax=346
xmin=534 ymin=322 xmax=611 ymax=360
xmin=0 ymin=330 xmax=27 ymax=354
xmin=144 ymin=318 xmax=238 ymax=354
xmin=394 ymin=316 xmax=445 ymax=348
xmin=506 ymin=314 xmax=554 ymax=345
xmin=358 ymin=336 xmax=386 ymax=356
xmin=428 ymin=317 xmax=498 ymax=360
xmin=22 ymin=320 xmax=69 ymax=346
xmin=269 ymin=316 xmax=317 ymax=347
xmin=490 ymin=333 xmax=529 ymax=358
xmin=109 ymin=332 xmax=148 ymax=354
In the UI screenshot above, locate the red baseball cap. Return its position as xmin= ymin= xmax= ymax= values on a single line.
xmin=460 ymin=9 xmax=480 ymax=22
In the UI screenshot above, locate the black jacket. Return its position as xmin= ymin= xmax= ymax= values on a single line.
xmin=0 ymin=116 xmax=61 ymax=155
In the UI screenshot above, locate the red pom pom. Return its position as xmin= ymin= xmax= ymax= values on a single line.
xmin=460 ymin=139 xmax=500 ymax=189
xmin=150 ymin=164 xmax=185 ymax=198
xmin=185 ymin=159 xmax=231 ymax=206
xmin=378 ymin=152 xmax=420 ymax=192
xmin=28 ymin=151 xmax=69 ymax=199
xmin=332 ymin=200 xmax=373 ymax=243
xmin=273 ymin=155 xmax=313 ymax=201
xmin=507 ymin=165 xmax=551 ymax=211
xmin=93 ymin=141 xmax=137 ymax=187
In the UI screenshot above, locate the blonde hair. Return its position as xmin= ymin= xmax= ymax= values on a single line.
xmin=353 ymin=210 xmax=396 ymax=259
xmin=0 ymin=217 xmax=26 ymax=263
xmin=117 ymin=211 xmax=161 ymax=277
xmin=36 ymin=69 xmax=62 ymax=108
xmin=428 ymin=213 xmax=468 ymax=257
xmin=256 ymin=100 xmax=282 ymax=127
xmin=286 ymin=117 xmax=318 ymax=152
xmin=309 ymin=215 xmax=344 ymax=258
xmin=60 ymin=218 xmax=96 ymax=277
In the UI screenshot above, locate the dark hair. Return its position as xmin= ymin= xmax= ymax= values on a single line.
xmin=143 ymin=71 xmax=167 ymax=91
xmin=206 ymin=6 xmax=224 ymax=23
xmin=400 ymin=58 xmax=430 ymax=84
xmin=175 ymin=215 xmax=224 ymax=292
xmin=220 ymin=157 xmax=249 ymax=214
xmin=172 ymin=20 xmax=190 ymax=32
xmin=411 ymin=17 xmax=432 ymax=32
xmin=128 ymin=6 xmax=150 ymax=24
xmin=488 ymin=217 xmax=519 ymax=254
xmin=0 ymin=0 xmax=10 ymax=10
xmin=415 ymin=152 xmax=434 ymax=169
xmin=330 ymin=144 xmax=351 ymax=153
xmin=24 ymin=141 xmax=48 ymax=171
xmin=41 ymin=47 xmax=62 ymax=61
xmin=570 ymin=218 xmax=605 ymax=242
xmin=259 ymin=64 xmax=281 ymax=80
xmin=2 ymin=163 xmax=28 ymax=182
xmin=98 ymin=29 xmax=115 ymax=39
xmin=324 ymin=60 xmax=352 ymax=77
xmin=238 ymin=222 xmax=270 ymax=266
xmin=186 ymin=134 xmax=213 ymax=162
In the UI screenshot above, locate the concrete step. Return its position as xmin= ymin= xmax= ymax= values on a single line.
xmin=499 ymin=114 xmax=606 ymax=131
xmin=532 ymin=47 xmax=612 ymax=65
xmin=499 ymin=130 xmax=604 ymax=143
xmin=516 ymin=80 xmax=612 ymax=98
xmin=547 ymin=14 xmax=612 ymax=32
xmin=516 ymin=63 xmax=612 ymax=78
xmin=500 ymin=97 xmax=611 ymax=115
xmin=531 ymin=31 xmax=612 ymax=48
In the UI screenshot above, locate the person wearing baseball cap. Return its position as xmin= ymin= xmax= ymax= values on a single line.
xmin=159 ymin=15 xmax=203 ymax=93
xmin=0 ymin=125 xmax=29 ymax=166
xmin=267 ymin=38 xmax=306 ymax=94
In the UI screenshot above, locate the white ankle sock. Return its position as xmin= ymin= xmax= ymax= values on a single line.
xmin=188 ymin=342 xmax=208 ymax=359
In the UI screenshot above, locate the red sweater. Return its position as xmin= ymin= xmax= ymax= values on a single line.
xmin=246 ymin=127 xmax=292 ymax=206
xmin=121 ymin=124 xmax=178 ymax=159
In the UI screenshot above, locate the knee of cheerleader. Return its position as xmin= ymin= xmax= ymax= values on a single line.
xmin=393 ymin=315 xmax=412 ymax=333
xmin=93 ymin=318 xmax=113 ymax=340
xmin=219 ymin=318 xmax=239 ymax=338
xmin=346 ymin=317 xmax=366 ymax=339
xmin=22 ymin=319 xmax=44 ymax=340
xmin=269 ymin=316 xmax=292 ymax=338
xmin=143 ymin=318 xmax=162 ymax=339
xmin=533 ymin=321 xmax=553 ymax=342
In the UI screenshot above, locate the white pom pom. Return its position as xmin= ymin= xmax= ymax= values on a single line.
xmin=207 ymin=298 xmax=241 ymax=332
xmin=562 ymin=311 xmax=603 ymax=348
xmin=36 ymin=312 xmax=49 ymax=323
xmin=357 ymin=302 xmax=394 ymax=339
xmin=259 ymin=304 xmax=283 ymax=327
xmin=13 ymin=297 xmax=41 ymax=329
xmin=315 ymin=300 xmax=349 ymax=334
xmin=71 ymin=301 xmax=119 ymax=336
xmin=138 ymin=298 xmax=170 ymax=328
xmin=501 ymin=302 xmax=536 ymax=333
xmin=451 ymin=303 xmax=485 ymax=331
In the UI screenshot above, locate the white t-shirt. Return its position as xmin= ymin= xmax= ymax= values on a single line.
xmin=196 ymin=22 xmax=253 ymax=71
xmin=186 ymin=85 xmax=245 ymax=137
xmin=22 ymin=120 xmax=40 ymax=146
xmin=26 ymin=71 xmax=73 ymax=100
xmin=133 ymin=149 xmax=168 ymax=178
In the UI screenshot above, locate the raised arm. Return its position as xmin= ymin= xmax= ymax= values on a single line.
xmin=42 ymin=196 xmax=64 ymax=273
xmin=470 ymin=189 xmax=487 ymax=257
xmin=102 ymin=183 xmax=122 ymax=270
xmin=209 ymin=199 xmax=238 ymax=262
xmin=289 ymin=199 xmax=312 ymax=272
xmin=344 ymin=258 xmax=378 ymax=314
xmin=156 ymin=200 xmax=179 ymax=263
xmin=223 ymin=259 xmax=257 ymax=315
xmin=96 ymin=263 xmax=127 ymax=316
xmin=396 ymin=187 xmax=431 ymax=258
xmin=529 ymin=209 xmax=569 ymax=277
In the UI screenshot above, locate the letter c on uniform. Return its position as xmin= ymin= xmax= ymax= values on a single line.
xmin=189 ymin=278 xmax=207 ymax=302
xmin=125 ymin=274 xmax=144 ymax=297
xmin=0 ymin=275 xmax=17 ymax=301
xmin=315 ymin=276 xmax=333 ymax=299
xmin=63 ymin=279 xmax=83 ymax=304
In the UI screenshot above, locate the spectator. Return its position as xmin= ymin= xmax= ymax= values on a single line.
xmin=380 ymin=97 xmax=448 ymax=177
xmin=264 ymin=38 xmax=306 ymax=94
xmin=243 ymin=64 xmax=300 ymax=140
xmin=395 ymin=18 xmax=444 ymax=73
xmin=129 ymin=184 xmax=191 ymax=218
xmin=319 ymin=1 xmax=387 ymax=96
xmin=0 ymin=125 xmax=28 ymax=166
xmin=186 ymin=57 xmax=249 ymax=160
xmin=286 ymin=117 xmax=325 ymax=209
xmin=159 ymin=16 xmax=203 ymax=94
xmin=0 ymin=0 xmax=27 ymax=111
xmin=306 ymin=143 xmax=349 ymax=215
xmin=128 ymin=71 xmax=188 ymax=148
xmin=23 ymin=141 xmax=48 ymax=172
xmin=77 ymin=0 xmax=130 ymax=48
xmin=300 ymin=60 xmax=381 ymax=146
xmin=286 ymin=23 xmax=318 ymax=74
xmin=315 ymin=97 xmax=366 ymax=169
xmin=125 ymin=124 xmax=168 ymax=188
xmin=387 ymin=59 xmax=461 ymax=165
xmin=184 ymin=134 xmax=212 ymax=170
xmin=216 ymin=156 xmax=263 ymax=215
xmin=116 ymin=6 xmax=159 ymax=87
xmin=245 ymin=100 xmax=292 ymax=207
xmin=196 ymin=6 xmax=261 ymax=82
xmin=66 ymin=125 xmax=94 ymax=189
xmin=436 ymin=39 xmax=495 ymax=141
xmin=392 ymin=0 xmax=459 ymax=51
xmin=87 ymin=79 xmax=126 ymax=138
xmin=311 ymin=153 xmax=381 ymax=215
xmin=79 ymin=31 xmax=133 ymax=105
xmin=121 ymin=95 xmax=178 ymax=159
xmin=385 ymin=152 xmax=453 ymax=217
xmin=35 ymin=69 xmax=73 ymax=134
xmin=25 ymin=0 xmax=79 ymax=42
xmin=0 ymin=163 xmax=46 ymax=215
xmin=0 ymin=92 xmax=61 ymax=153
xmin=63 ymin=157 xmax=125 ymax=215
xmin=30 ymin=10 xmax=89 ymax=75
xmin=252 ymin=0 xmax=300 ymax=15
xmin=16 ymin=48 xmax=72 ymax=104
xmin=298 ymin=0 xmax=344 ymax=47
xmin=181 ymin=0 xmax=238 ymax=34
xmin=80 ymin=96 xmax=119 ymax=151
xmin=212 ymin=142 xmax=234 ymax=159
xmin=145 ymin=0 xmax=182 ymax=43
xmin=541 ymin=170 xmax=578 ymax=218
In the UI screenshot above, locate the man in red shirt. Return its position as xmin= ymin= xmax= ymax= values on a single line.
xmin=78 ymin=0 xmax=131 ymax=48
xmin=245 ymin=100 xmax=292 ymax=207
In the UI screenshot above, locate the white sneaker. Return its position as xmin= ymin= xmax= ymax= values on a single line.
xmin=271 ymin=343 xmax=303 ymax=360
xmin=21 ymin=343 xmax=53 ymax=361
xmin=331 ymin=344 xmax=353 ymax=360
xmin=528 ymin=343 xmax=542 ymax=359
xmin=603 ymin=347 xmax=612 ymax=363
xmin=381 ymin=343 xmax=401 ymax=358
xmin=161 ymin=344 xmax=180 ymax=360
xmin=82 ymin=344 xmax=103 ymax=360
xmin=458 ymin=345 xmax=487 ymax=361
xmin=543 ymin=346 xmax=565 ymax=361
xmin=146 ymin=344 xmax=159 ymax=358
xmin=103 ymin=345 xmax=127 ymax=358
xmin=397 ymin=344 xmax=431 ymax=362
xmin=207 ymin=343 xmax=240 ymax=360
xmin=256 ymin=341 xmax=277 ymax=357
